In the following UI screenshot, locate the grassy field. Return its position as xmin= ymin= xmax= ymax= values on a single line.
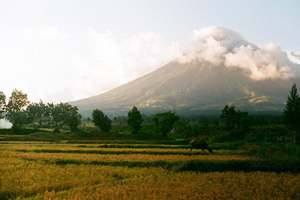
xmin=1 ymin=139 xmax=300 ymax=199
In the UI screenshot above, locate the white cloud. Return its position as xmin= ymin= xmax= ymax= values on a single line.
xmin=1 ymin=25 xmax=299 ymax=104
xmin=73 ymin=30 xmax=180 ymax=97
xmin=287 ymin=51 xmax=300 ymax=64
xmin=23 ymin=25 xmax=67 ymax=40
xmin=178 ymin=26 xmax=299 ymax=81
xmin=42 ymin=88 xmax=74 ymax=103
xmin=225 ymin=43 xmax=295 ymax=80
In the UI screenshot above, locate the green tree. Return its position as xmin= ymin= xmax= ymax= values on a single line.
xmin=0 ymin=91 xmax=6 ymax=119
xmin=48 ymin=103 xmax=81 ymax=132
xmin=62 ymin=104 xmax=82 ymax=132
xmin=92 ymin=109 xmax=112 ymax=133
xmin=5 ymin=89 xmax=30 ymax=130
xmin=48 ymin=103 xmax=64 ymax=132
xmin=220 ymin=104 xmax=250 ymax=136
xmin=152 ymin=111 xmax=180 ymax=137
xmin=26 ymin=100 xmax=50 ymax=127
xmin=220 ymin=105 xmax=237 ymax=130
xmin=127 ymin=106 xmax=143 ymax=134
xmin=173 ymin=120 xmax=191 ymax=137
xmin=283 ymin=84 xmax=300 ymax=143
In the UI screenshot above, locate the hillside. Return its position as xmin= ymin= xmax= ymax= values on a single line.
xmin=70 ymin=59 xmax=299 ymax=116
xmin=70 ymin=27 xmax=300 ymax=116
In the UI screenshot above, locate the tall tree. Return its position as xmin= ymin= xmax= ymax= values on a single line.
xmin=48 ymin=103 xmax=64 ymax=131
xmin=62 ymin=104 xmax=82 ymax=132
xmin=283 ymin=84 xmax=300 ymax=128
xmin=127 ymin=106 xmax=143 ymax=134
xmin=5 ymin=89 xmax=30 ymax=130
xmin=220 ymin=105 xmax=237 ymax=130
xmin=92 ymin=109 xmax=112 ymax=133
xmin=283 ymin=84 xmax=300 ymax=143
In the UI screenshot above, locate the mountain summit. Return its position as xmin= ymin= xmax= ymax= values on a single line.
xmin=70 ymin=27 xmax=300 ymax=115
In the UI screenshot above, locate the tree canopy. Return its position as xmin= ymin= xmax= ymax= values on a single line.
xmin=127 ymin=106 xmax=143 ymax=134
xmin=0 ymin=91 xmax=6 ymax=119
xmin=220 ymin=105 xmax=250 ymax=136
xmin=283 ymin=84 xmax=300 ymax=129
xmin=283 ymin=84 xmax=300 ymax=143
xmin=92 ymin=109 xmax=112 ymax=133
xmin=152 ymin=111 xmax=180 ymax=136
xmin=5 ymin=89 xmax=30 ymax=130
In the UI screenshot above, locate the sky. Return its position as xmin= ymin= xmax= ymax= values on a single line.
xmin=0 ymin=0 xmax=299 ymax=104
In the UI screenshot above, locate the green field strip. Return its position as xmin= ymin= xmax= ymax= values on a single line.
xmin=19 ymin=157 xmax=300 ymax=174
xmin=15 ymin=149 xmax=214 ymax=156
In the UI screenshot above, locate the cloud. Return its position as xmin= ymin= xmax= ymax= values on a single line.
xmin=72 ymin=26 xmax=300 ymax=99
xmin=225 ymin=43 xmax=295 ymax=80
xmin=23 ymin=25 xmax=67 ymax=40
xmin=0 ymin=119 xmax=12 ymax=128
xmin=178 ymin=26 xmax=299 ymax=81
xmin=178 ymin=26 xmax=256 ymax=65
xmin=74 ymin=30 xmax=180 ymax=97
xmin=42 ymin=88 xmax=74 ymax=104
xmin=288 ymin=51 xmax=300 ymax=64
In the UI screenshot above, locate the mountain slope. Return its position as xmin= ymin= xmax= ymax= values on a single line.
xmin=70 ymin=27 xmax=300 ymax=116
xmin=70 ymin=60 xmax=299 ymax=115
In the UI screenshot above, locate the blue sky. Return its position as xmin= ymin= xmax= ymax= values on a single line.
xmin=0 ymin=0 xmax=299 ymax=103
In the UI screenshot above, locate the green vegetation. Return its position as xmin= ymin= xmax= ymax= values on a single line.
xmin=220 ymin=104 xmax=251 ymax=136
xmin=127 ymin=106 xmax=143 ymax=134
xmin=152 ymin=111 xmax=180 ymax=136
xmin=0 ymin=85 xmax=299 ymax=162
xmin=283 ymin=83 xmax=300 ymax=142
xmin=0 ymin=85 xmax=300 ymax=199
xmin=92 ymin=109 xmax=112 ymax=133
xmin=4 ymin=89 xmax=30 ymax=130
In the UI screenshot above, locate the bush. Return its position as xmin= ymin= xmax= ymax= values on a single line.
xmin=240 ymin=143 xmax=300 ymax=160
xmin=53 ymin=127 xmax=60 ymax=133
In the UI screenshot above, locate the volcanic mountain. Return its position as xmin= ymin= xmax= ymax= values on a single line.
xmin=70 ymin=60 xmax=299 ymax=116
xmin=70 ymin=27 xmax=300 ymax=116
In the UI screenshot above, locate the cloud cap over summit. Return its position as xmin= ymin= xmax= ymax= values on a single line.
xmin=179 ymin=26 xmax=299 ymax=81
xmin=70 ymin=27 xmax=300 ymax=115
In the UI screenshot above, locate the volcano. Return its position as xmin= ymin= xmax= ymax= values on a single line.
xmin=70 ymin=27 xmax=300 ymax=116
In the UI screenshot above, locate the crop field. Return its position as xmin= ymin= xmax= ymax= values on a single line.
xmin=1 ymin=141 xmax=300 ymax=200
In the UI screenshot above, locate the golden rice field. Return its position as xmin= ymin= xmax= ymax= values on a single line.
xmin=1 ymin=141 xmax=300 ymax=200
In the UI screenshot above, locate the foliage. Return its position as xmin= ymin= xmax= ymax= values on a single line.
xmin=127 ymin=106 xmax=143 ymax=134
xmin=173 ymin=120 xmax=191 ymax=137
xmin=26 ymin=100 xmax=51 ymax=127
xmin=220 ymin=105 xmax=250 ymax=136
xmin=0 ymin=91 xmax=6 ymax=118
xmin=112 ymin=116 xmax=127 ymax=125
xmin=47 ymin=103 xmax=81 ymax=132
xmin=283 ymin=83 xmax=300 ymax=143
xmin=152 ymin=111 xmax=180 ymax=136
xmin=92 ymin=109 xmax=112 ymax=133
xmin=61 ymin=104 xmax=82 ymax=132
xmin=5 ymin=89 xmax=30 ymax=130
xmin=47 ymin=103 xmax=64 ymax=128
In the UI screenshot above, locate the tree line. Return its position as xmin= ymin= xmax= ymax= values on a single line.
xmin=1 ymin=83 xmax=300 ymax=143
xmin=0 ymin=89 xmax=176 ymax=135
xmin=0 ymin=89 xmax=82 ymax=132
